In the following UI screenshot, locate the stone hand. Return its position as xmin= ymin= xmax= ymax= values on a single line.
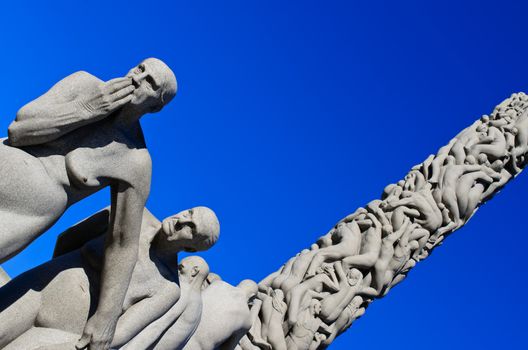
xmin=80 ymin=77 xmax=135 ymax=119
xmin=76 ymin=313 xmax=118 ymax=350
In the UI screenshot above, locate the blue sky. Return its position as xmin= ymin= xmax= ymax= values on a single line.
xmin=1 ymin=1 xmax=527 ymax=349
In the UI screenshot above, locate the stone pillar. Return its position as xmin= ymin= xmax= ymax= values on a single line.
xmin=243 ymin=93 xmax=528 ymax=350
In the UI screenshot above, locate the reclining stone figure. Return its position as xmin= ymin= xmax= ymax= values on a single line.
xmin=0 ymin=206 xmax=219 ymax=350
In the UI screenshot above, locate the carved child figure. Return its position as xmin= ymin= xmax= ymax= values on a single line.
xmin=123 ymin=256 xmax=210 ymax=349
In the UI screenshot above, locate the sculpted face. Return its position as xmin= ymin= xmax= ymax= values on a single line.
xmin=346 ymin=268 xmax=362 ymax=287
xmin=160 ymin=206 xmax=220 ymax=253
xmin=178 ymin=256 xmax=210 ymax=282
xmin=126 ymin=58 xmax=177 ymax=113
xmin=178 ymin=258 xmax=193 ymax=276
xmin=162 ymin=209 xmax=197 ymax=252
xmin=310 ymin=300 xmax=322 ymax=316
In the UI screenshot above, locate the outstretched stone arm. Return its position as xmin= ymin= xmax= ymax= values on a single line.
xmin=247 ymin=92 xmax=528 ymax=350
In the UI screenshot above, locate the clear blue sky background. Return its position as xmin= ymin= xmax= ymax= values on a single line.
xmin=1 ymin=1 xmax=527 ymax=349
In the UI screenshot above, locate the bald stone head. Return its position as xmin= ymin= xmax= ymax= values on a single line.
xmin=126 ymin=57 xmax=177 ymax=114
xmin=179 ymin=255 xmax=210 ymax=284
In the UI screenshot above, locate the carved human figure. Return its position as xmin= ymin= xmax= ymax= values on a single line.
xmin=381 ymin=182 xmax=404 ymax=203
xmin=319 ymin=264 xmax=376 ymax=323
xmin=383 ymin=185 xmax=443 ymax=233
xmin=182 ymin=279 xmax=258 ymax=350
xmin=270 ymin=255 xmax=300 ymax=291
xmin=511 ymin=109 xmax=528 ymax=172
xmin=455 ymin=168 xmax=500 ymax=221
xmin=341 ymin=214 xmax=383 ymax=271
xmin=371 ymin=218 xmax=412 ymax=295
xmin=467 ymin=124 xmax=508 ymax=161
xmin=448 ymin=119 xmax=482 ymax=164
xmin=384 ymin=224 xmax=423 ymax=290
xmin=256 ymin=289 xmax=289 ymax=350
xmin=0 ymin=206 xmax=219 ymax=350
xmin=273 ymin=248 xmax=319 ymax=294
xmin=123 ymin=256 xmax=210 ymax=350
xmin=322 ymin=296 xmax=365 ymax=346
xmin=489 ymin=107 xmax=517 ymax=126
xmin=366 ymin=200 xmax=392 ymax=230
xmin=286 ymin=263 xmax=339 ymax=327
xmin=305 ymin=220 xmax=363 ymax=277
xmin=432 ymin=155 xmax=500 ymax=235
xmin=339 ymin=207 xmax=368 ymax=225
xmin=0 ymin=58 xmax=177 ymax=349
xmin=402 ymin=170 xmax=427 ymax=192
xmin=424 ymin=138 xmax=457 ymax=183
xmin=286 ymin=299 xmax=331 ymax=350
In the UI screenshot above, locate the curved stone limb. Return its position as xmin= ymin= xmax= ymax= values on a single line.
xmin=286 ymin=264 xmax=339 ymax=327
xmin=305 ymin=221 xmax=362 ymax=277
xmin=340 ymin=213 xmax=382 ymax=272
xmin=183 ymin=280 xmax=258 ymax=350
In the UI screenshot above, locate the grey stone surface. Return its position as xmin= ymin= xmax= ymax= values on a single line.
xmin=182 ymin=279 xmax=258 ymax=350
xmin=122 ymin=255 xmax=210 ymax=349
xmin=0 ymin=58 xmax=176 ymax=350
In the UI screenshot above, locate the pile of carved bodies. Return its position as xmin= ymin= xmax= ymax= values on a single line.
xmin=241 ymin=93 xmax=528 ymax=350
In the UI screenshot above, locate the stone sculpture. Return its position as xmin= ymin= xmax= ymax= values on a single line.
xmin=0 ymin=58 xmax=177 ymax=350
xmin=1 ymin=58 xmax=527 ymax=350
xmin=182 ymin=279 xmax=258 ymax=350
xmin=241 ymin=92 xmax=528 ymax=350
xmin=0 ymin=267 xmax=9 ymax=288
xmin=123 ymin=256 xmax=210 ymax=349
xmin=0 ymin=206 xmax=219 ymax=349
